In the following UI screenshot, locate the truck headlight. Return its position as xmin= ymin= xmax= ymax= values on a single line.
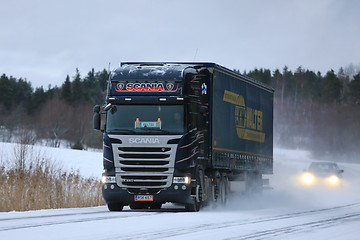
xmin=173 ymin=176 xmax=191 ymax=185
xmin=302 ymin=173 xmax=315 ymax=184
xmin=101 ymin=176 xmax=116 ymax=184
xmin=328 ymin=175 xmax=339 ymax=185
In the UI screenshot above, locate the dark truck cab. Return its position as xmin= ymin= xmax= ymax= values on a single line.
xmin=93 ymin=62 xmax=273 ymax=211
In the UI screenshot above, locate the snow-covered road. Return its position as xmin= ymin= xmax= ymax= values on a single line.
xmin=1 ymin=145 xmax=360 ymax=239
xmin=1 ymin=199 xmax=360 ymax=239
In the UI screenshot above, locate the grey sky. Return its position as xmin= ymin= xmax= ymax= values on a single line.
xmin=1 ymin=0 xmax=360 ymax=88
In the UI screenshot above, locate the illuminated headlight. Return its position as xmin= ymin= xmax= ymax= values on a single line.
xmin=302 ymin=173 xmax=315 ymax=184
xmin=173 ymin=176 xmax=191 ymax=185
xmin=328 ymin=175 xmax=339 ymax=184
xmin=101 ymin=176 xmax=116 ymax=184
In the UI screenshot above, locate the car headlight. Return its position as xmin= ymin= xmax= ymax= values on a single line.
xmin=328 ymin=175 xmax=339 ymax=185
xmin=302 ymin=173 xmax=315 ymax=184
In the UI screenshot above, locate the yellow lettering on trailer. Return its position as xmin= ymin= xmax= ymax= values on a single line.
xmin=223 ymin=90 xmax=265 ymax=143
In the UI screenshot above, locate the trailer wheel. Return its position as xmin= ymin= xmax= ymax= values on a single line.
xmin=107 ymin=203 xmax=124 ymax=211
xmin=219 ymin=173 xmax=228 ymax=205
xmin=214 ymin=171 xmax=222 ymax=204
xmin=209 ymin=178 xmax=216 ymax=204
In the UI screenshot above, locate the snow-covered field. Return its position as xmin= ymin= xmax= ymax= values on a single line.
xmin=0 ymin=142 xmax=103 ymax=178
xmin=1 ymin=143 xmax=360 ymax=239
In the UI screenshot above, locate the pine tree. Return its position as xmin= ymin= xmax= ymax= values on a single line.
xmin=337 ymin=67 xmax=350 ymax=102
xmin=61 ymin=75 xmax=72 ymax=103
xmin=84 ymin=68 xmax=96 ymax=86
xmin=28 ymin=87 xmax=47 ymax=114
xmin=282 ymin=66 xmax=294 ymax=103
xmin=96 ymin=69 xmax=110 ymax=91
xmin=322 ymin=70 xmax=342 ymax=104
xmin=71 ymin=68 xmax=83 ymax=102
xmin=0 ymin=74 xmax=12 ymax=109
xmin=348 ymin=73 xmax=360 ymax=104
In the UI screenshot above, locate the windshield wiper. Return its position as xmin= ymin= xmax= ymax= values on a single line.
xmin=138 ymin=128 xmax=170 ymax=134
xmin=108 ymin=128 xmax=136 ymax=134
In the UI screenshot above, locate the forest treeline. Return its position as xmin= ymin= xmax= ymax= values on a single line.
xmin=0 ymin=69 xmax=109 ymax=149
xmin=1 ymin=65 xmax=360 ymax=161
xmin=241 ymin=66 xmax=360 ymax=161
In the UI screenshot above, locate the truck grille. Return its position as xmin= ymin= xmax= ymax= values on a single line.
xmin=121 ymin=167 xmax=168 ymax=172
xmin=119 ymin=147 xmax=171 ymax=152
xmin=111 ymin=135 xmax=180 ymax=189
xmin=119 ymin=153 xmax=170 ymax=159
xmin=120 ymin=160 xmax=169 ymax=165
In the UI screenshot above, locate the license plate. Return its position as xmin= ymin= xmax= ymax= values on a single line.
xmin=134 ymin=195 xmax=153 ymax=201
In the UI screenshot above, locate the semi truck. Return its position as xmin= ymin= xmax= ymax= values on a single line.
xmin=93 ymin=62 xmax=273 ymax=211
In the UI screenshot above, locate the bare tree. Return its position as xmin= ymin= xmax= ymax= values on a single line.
xmin=36 ymin=96 xmax=71 ymax=147
xmin=67 ymin=102 xmax=93 ymax=149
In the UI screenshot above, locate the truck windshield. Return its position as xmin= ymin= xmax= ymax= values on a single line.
xmin=106 ymin=105 xmax=185 ymax=135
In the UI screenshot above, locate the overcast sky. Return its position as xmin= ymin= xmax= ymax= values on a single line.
xmin=1 ymin=0 xmax=360 ymax=88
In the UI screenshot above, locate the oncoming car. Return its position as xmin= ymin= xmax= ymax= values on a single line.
xmin=301 ymin=161 xmax=344 ymax=187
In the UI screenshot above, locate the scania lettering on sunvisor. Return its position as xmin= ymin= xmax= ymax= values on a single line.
xmin=114 ymin=82 xmax=178 ymax=92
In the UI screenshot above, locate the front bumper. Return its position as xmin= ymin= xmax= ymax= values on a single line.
xmin=102 ymin=183 xmax=194 ymax=205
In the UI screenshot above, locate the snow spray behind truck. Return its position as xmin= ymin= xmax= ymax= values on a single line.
xmin=93 ymin=62 xmax=273 ymax=211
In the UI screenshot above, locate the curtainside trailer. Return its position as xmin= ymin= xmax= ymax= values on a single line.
xmin=93 ymin=62 xmax=273 ymax=211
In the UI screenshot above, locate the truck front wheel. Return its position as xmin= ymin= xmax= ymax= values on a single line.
xmin=185 ymin=186 xmax=201 ymax=212
xmin=185 ymin=168 xmax=204 ymax=212
xmin=107 ymin=203 xmax=124 ymax=211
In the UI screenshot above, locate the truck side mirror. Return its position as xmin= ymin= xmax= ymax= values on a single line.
xmin=93 ymin=105 xmax=101 ymax=131
xmin=94 ymin=105 xmax=100 ymax=113
xmin=93 ymin=113 xmax=101 ymax=131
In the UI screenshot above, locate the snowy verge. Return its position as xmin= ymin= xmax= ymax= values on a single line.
xmin=0 ymin=142 xmax=103 ymax=178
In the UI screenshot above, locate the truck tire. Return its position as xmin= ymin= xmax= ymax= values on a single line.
xmin=219 ymin=173 xmax=228 ymax=205
xmin=209 ymin=178 xmax=216 ymax=204
xmin=185 ymin=168 xmax=204 ymax=212
xmin=185 ymin=190 xmax=200 ymax=212
xmin=214 ymin=171 xmax=222 ymax=204
xmin=107 ymin=203 xmax=124 ymax=211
